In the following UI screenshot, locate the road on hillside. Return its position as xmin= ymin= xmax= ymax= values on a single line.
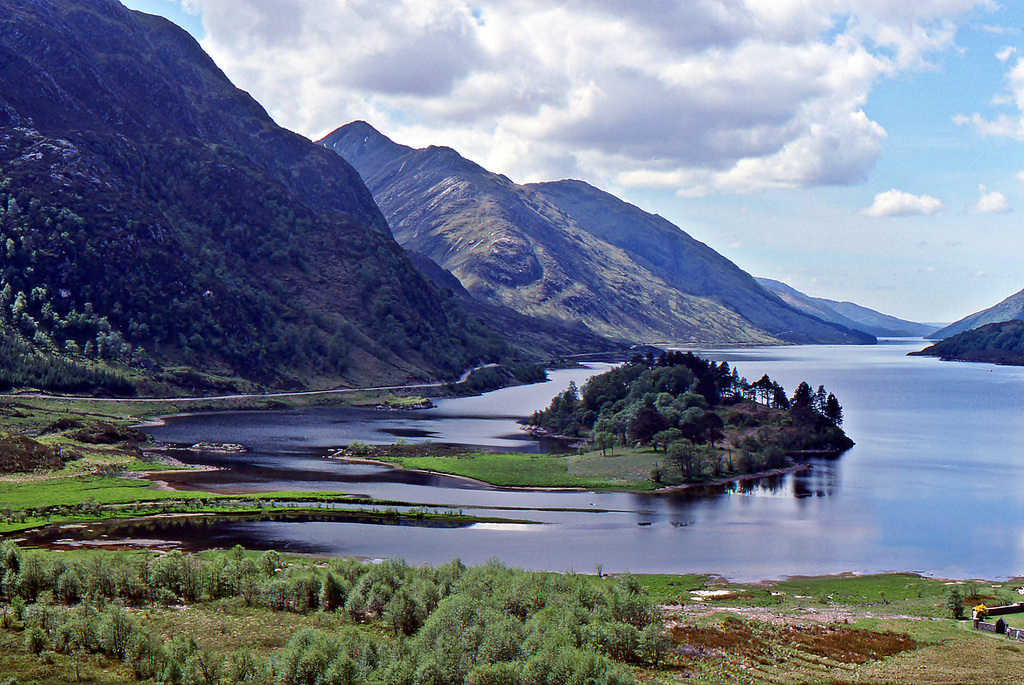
xmin=0 ymin=364 xmax=507 ymax=405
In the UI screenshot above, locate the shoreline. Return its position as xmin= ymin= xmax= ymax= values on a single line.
xmin=177 ymin=447 xmax=816 ymax=495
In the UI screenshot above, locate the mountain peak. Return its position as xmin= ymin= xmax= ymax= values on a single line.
xmin=327 ymin=122 xmax=875 ymax=346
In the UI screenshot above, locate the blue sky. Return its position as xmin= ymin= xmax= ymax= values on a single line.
xmin=122 ymin=0 xmax=1023 ymax=324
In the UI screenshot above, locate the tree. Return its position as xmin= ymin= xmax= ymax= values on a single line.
xmin=790 ymin=381 xmax=813 ymax=410
xmin=771 ymin=384 xmax=790 ymax=410
xmin=668 ymin=440 xmax=697 ymax=481
xmin=751 ymin=375 xmax=774 ymax=405
xmin=814 ymin=385 xmax=828 ymax=413
xmin=700 ymin=413 xmax=724 ymax=447
xmin=627 ymin=405 xmax=668 ymax=445
xmin=651 ymin=428 xmax=682 ymax=453
xmin=823 ymin=393 xmax=843 ymax=426
xmin=946 ymin=587 xmax=965 ymax=620
xmin=591 ymin=431 xmax=617 ymax=456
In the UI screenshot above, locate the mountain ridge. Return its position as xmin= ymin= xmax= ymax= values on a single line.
xmin=929 ymin=288 xmax=1024 ymax=340
xmin=912 ymin=319 xmax=1024 ymax=365
xmin=756 ymin=278 xmax=933 ymax=338
xmin=322 ymin=122 xmax=874 ymax=347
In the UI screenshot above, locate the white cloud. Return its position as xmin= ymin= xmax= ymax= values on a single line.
xmin=958 ymin=56 xmax=1024 ymax=140
xmin=1017 ymin=171 xmax=1024 ymax=183
xmin=971 ymin=184 xmax=1010 ymax=213
xmin=997 ymin=46 xmax=1017 ymax=62
xmin=181 ymin=0 xmax=994 ymax=194
xmin=859 ymin=189 xmax=944 ymax=217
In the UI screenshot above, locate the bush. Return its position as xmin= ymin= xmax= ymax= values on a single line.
xmin=24 ymin=626 xmax=47 ymax=653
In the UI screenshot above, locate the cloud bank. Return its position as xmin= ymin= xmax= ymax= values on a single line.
xmin=181 ymin=0 xmax=993 ymax=194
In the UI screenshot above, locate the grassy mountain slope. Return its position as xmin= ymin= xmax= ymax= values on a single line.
xmin=756 ymin=278 xmax=932 ymax=338
xmin=532 ymin=181 xmax=874 ymax=345
xmin=323 ymin=122 xmax=872 ymax=347
xmin=929 ymin=288 xmax=1024 ymax=339
xmin=407 ymin=252 xmax=632 ymax=359
xmin=0 ymin=0 xmax=511 ymax=393
xmin=323 ymin=125 xmax=775 ymax=346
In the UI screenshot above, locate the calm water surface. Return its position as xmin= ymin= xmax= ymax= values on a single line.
xmin=129 ymin=342 xmax=1024 ymax=580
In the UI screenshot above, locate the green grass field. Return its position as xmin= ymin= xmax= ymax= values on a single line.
xmin=369 ymin=449 xmax=662 ymax=489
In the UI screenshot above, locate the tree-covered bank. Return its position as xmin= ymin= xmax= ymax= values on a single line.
xmin=525 ymin=351 xmax=852 ymax=486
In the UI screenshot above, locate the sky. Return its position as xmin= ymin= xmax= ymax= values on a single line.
xmin=122 ymin=0 xmax=1024 ymax=324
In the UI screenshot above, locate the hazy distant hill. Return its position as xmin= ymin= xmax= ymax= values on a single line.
xmin=0 ymin=0 xmax=512 ymax=392
xmin=929 ymin=288 xmax=1024 ymax=339
xmin=756 ymin=278 xmax=933 ymax=338
xmin=323 ymin=122 xmax=873 ymax=347
xmin=912 ymin=319 xmax=1024 ymax=365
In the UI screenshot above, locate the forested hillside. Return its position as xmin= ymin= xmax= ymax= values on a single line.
xmin=912 ymin=319 xmax=1024 ymax=366
xmin=0 ymin=0 xmax=512 ymax=394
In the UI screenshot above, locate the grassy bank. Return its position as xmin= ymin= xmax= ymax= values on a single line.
xmin=347 ymin=444 xmax=627 ymax=489
xmin=340 ymin=442 xmax=805 ymax=492
xmin=630 ymin=572 xmax=1024 ymax=683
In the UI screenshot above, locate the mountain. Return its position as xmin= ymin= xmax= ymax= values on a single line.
xmin=0 ymin=0 xmax=513 ymax=393
xmin=929 ymin=288 xmax=1024 ymax=339
xmin=407 ymin=252 xmax=631 ymax=359
xmin=322 ymin=122 xmax=873 ymax=347
xmin=911 ymin=319 xmax=1024 ymax=365
xmin=756 ymin=278 xmax=933 ymax=338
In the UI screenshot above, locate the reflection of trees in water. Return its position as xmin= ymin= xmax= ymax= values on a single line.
xmin=732 ymin=474 xmax=785 ymax=495
xmin=792 ymin=459 xmax=840 ymax=498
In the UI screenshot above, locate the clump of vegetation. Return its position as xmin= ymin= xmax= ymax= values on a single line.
xmin=0 ymin=543 xmax=659 ymax=684
xmin=526 ymin=351 xmax=851 ymax=484
xmin=0 ymin=433 xmax=68 ymax=472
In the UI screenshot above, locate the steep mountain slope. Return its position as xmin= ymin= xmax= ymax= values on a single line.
xmin=323 ymin=122 xmax=872 ymax=347
xmin=532 ymin=180 xmax=873 ymax=344
xmin=407 ymin=252 xmax=631 ymax=359
xmin=0 ymin=0 xmax=509 ymax=392
xmin=756 ymin=278 xmax=933 ymax=338
xmin=929 ymin=288 xmax=1024 ymax=339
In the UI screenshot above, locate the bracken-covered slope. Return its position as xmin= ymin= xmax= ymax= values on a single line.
xmin=929 ymin=288 xmax=1024 ymax=340
xmin=756 ymin=278 xmax=933 ymax=338
xmin=323 ymin=122 xmax=873 ymax=347
xmin=0 ymin=0 xmax=511 ymax=392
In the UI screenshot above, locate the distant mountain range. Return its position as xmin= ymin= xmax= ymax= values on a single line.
xmin=756 ymin=279 xmax=934 ymax=338
xmin=929 ymin=288 xmax=1024 ymax=340
xmin=0 ymin=0 xmax=513 ymax=392
xmin=322 ymin=122 xmax=875 ymax=347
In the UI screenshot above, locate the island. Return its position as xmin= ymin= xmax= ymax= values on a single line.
xmin=522 ymin=351 xmax=852 ymax=488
